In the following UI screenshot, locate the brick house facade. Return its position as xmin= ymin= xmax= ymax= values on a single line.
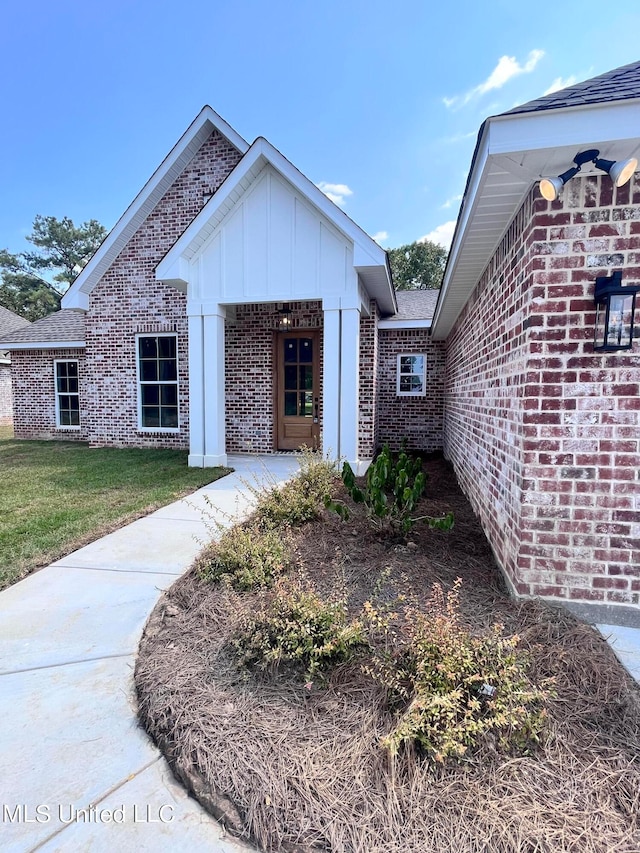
xmin=2 ymin=62 xmax=639 ymax=624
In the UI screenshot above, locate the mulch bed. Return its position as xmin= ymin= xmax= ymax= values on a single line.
xmin=135 ymin=457 xmax=640 ymax=853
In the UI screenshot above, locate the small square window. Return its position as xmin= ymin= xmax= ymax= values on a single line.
xmin=396 ymin=353 xmax=426 ymax=397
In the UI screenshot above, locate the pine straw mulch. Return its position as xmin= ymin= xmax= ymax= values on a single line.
xmin=135 ymin=458 xmax=640 ymax=853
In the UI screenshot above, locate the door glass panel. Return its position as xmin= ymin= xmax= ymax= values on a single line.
xmin=284 ymin=392 xmax=297 ymax=416
xmin=284 ymin=339 xmax=298 ymax=362
xmin=299 ymin=338 xmax=312 ymax=363
xmin=284 ymin=365 xmax=297 ymax=390
xmin=301 ymin=392 xmax=313 ymax=416
xmin=299 ymin=365 xmax=313 ymax=390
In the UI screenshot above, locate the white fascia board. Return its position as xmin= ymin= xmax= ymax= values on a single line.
xmin=488 ymin=98 xmax=640 ymax=157
xmin=0 ymin=341 xmax=86 ymax=350
xmin=378 ymin=318 xmax=432 ymax=330
xmin=431 ymin=125 xmax=490 ymax=337
xmin=63 ymin=106 xmax=249 ymax=309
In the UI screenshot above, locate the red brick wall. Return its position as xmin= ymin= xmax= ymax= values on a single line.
xmin=0 ymin=362 xmax=13 ymax=426
xmin=377 ymin=327 xmax=446 ymax=453
xmin=445 ymin=173 xmax=640 ymax=609
xmin=83 ymin=129 xmax=243 ymax=449
xmin=11 ymin=348 xmax=87 ymax=440
xmin=359 ymin=301 xmax=379 ymax=457
xmin=225 ymin=302 xmax=323 ymax=453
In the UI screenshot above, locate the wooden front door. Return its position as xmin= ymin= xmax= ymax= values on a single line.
xmin=276 ymin=332 xmax=320 ymax=450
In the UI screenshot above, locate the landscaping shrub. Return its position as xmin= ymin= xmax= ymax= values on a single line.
xmin=327 ymin=443 xmax=454 ymax=534
xmin=254 ymin=447 xmax=338 ymax=530
xmin=232 ymin=580 xmax=366 ymax=677
xmin=365 ymin=579 xmax=551 ymax=762
xmin=198 ymin=524 xmax=288 ymax=591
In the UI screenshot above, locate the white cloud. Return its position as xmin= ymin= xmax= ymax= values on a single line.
xmin=419 ymin=220 xmax=456 ymax=250
xmin=543 ymin=75 xmax=577 ymax=95
xmin=316 ymin=181 xmax=353 ymax=206
xmin=441 ymin=194 xmax=463 ymax=210
xmin=371 ymin=230 xmax=389 ymax=245
xmin=443 ymin=49 xmax=545 ymax=109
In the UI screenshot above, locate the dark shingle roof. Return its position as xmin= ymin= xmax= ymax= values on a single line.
xmin=501 ymin=59 xmax=640 ymax=117
xmin=390 ymin=289 xmax=439 ymax=322
xmin=0 ymin=306 xmax=31 ymax=338
xmin=0 ymin=309 xmax=85 ymax=346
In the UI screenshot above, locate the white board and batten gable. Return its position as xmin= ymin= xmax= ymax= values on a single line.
xmin=156 ymin=137 xmax=394 ymax=315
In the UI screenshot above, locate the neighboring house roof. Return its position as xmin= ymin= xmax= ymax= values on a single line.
xmin=156 ymin=136 xmax=395 ymax=314
xmin=431 ymin=59 xmax=640 ymax=339
xmin=0 ymin=306 xmax=31 ymax=361
xmin=0 ymin=309 xmax=85 ymax=350
xmin=378 ymin=290 xmax=439 ymax=329
xmin=63 ymin=107 xmax=250 ymax=311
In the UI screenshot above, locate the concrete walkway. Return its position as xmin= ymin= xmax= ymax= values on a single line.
xmin=0 ymin=455 xmax=299 ymax=853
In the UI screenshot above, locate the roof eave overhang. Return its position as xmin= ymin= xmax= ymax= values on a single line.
xmin=157 ymin=138 xmax=396 ymax=315
xmin=0 ymin=340 xmax=86 ymax=350
xmin=62 ymin=107 xmax=250 ymax=311
xmin=431 ymin=97 xmax=640 ymax=340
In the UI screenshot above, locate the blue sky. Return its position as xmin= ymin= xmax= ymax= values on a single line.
xmin=1 ymin=0 xmax=639 ymax=259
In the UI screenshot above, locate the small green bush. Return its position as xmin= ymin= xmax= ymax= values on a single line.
xmin=198 ymin=525 xmax=288 ymax=591
xmin=254 ymin=448 xmax=338 ymax=529
xmin=232 ymin=580 xmax=366 ymax=677
xmin=366 ymin=579 xmax=551 ymax=762
xmin=326 ymin=444 xmax=454 ymax=534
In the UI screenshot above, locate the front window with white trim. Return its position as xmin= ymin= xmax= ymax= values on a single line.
xmin=137 ymin=334 xmax=179 ymax=430
xmin=55 ymin=360 xmax=80 ymax=428
xmin=396 ymin=353 xmax=426 ymax=396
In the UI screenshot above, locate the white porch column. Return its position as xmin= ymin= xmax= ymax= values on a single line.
xmin=202 ymin=305 xmax=227 ymax=467
xmin=339 ymin=306 xmax=361 ymax=469
xmin=187 ymin=313 xmax=205 ymax=467
xmin=322 ymin=299 xmax=341 ymax=461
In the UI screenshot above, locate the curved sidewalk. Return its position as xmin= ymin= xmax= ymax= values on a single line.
xmin=0 ymin=455 xmax=299 ymax=853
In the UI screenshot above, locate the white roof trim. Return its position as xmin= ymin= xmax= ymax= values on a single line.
xmin=0 ymin=341 xmax=86 ymax=351
xmin=378 ymin=318 xmax=432 ymax=330
xmin=62 ymin=107 xmax=249 ymax=311
xmin=431 ymin=97 xmax=640 ymax=340
xmin=156 ymin=137 xmax=395 ymax=313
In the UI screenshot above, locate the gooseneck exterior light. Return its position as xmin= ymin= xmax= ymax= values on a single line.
xmin=539 ymin=149 xmax=637 ymax=201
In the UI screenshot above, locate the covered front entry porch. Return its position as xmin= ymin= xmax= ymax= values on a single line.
xmin=186 ymin=298 xmax=365 ymax=471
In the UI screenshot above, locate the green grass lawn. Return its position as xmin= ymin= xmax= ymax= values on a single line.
xmin=0 ymin=429 xmax=230 ymax=589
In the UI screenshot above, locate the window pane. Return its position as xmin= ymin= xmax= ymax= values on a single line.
xmin=161 ymin=384 xmax=177 ymax=406
xmin=284 ymin=392 xmax=297 ymax=416
xmin=69 ymin=408 xmax=80 ymax=426
xmin=141 ymin=360 xmax=158 ymax=381
xmin=159 ymin=359 xmax=177 ymax=381
xmin=284 ymin=365 xmax=297 ymax=390
xmin=139 ymin=337 xmax=157 ymax=359
xmin=142 ymin=406 xmax=160 ymax=427
xmin=141 ymin=385 xmax=160 ymax=406
xmin=299 ymin=338 xmax=312 ymax=363
xmin=410 ymin=376 xmax=423 ymax=392
xmin=158 ymin=336 xmax=176 ymax=359
xmin=67 ymin=362 xmax=78 ymax=378
xmin=299 ymin=365 xmax=313 ymax=390
xmin=283 ymin=339 xmax=298 ymax=362
xmin=300 ymin=392 xmax=313 ymax=416
xmin=160 ymin=407 xmax=179 ymax=428
xmin=68 ymin=378 xmax=78 ymax=394
xmin=399 ymin=376 xmax=413 ymax=393
xmin=57 ymin=377 xmax=68 ymax=393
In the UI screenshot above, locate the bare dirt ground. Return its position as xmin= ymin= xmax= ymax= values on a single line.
xmin=135 ymin=458 xmax=640 ymax=853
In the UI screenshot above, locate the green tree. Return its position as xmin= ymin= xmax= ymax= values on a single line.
xmin=0 ymin=216 xmax=106 ymax=321
xmin=388 ymin=240 xmax=447 ymax=290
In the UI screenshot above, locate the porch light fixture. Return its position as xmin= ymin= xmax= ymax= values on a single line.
xmin=276 ymin=303 xmax=292 ymax=329
xmin=593 ymin=270 xmax=640 ymax=352
xmin=539 ymin=149 xmax=638 ymax=201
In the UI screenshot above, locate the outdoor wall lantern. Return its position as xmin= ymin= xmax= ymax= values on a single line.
xmin=593 ymin=270 xmax=640 ymax=352
xmin=539 ymin=149 xmax=638 ymax=201
xmin=276 ymin=303 xmax=292 ymax=329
